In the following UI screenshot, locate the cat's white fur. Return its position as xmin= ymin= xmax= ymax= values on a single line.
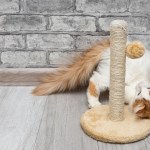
xmin=87 ymin=44 xmax=150 ymax=108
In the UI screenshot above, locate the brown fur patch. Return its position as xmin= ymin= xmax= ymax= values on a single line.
xmin=88 ymin=81 xmax=98 ymax=97
xmin=132 ymin=99 xmax=150 ymax=119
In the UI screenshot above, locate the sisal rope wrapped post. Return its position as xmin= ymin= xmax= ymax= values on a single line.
xmin=109 ymin=20 xmax=128 ymax=121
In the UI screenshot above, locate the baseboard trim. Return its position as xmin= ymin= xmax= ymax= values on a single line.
xmin=0 ymin=68 xmax=55 ymax=86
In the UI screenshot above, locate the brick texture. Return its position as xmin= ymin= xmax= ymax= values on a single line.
xmin=49 ymin=16 xmax=96 ymax=32
xmin=49 ymin=52 xmax=80 ymax=65
xmin=0 ymin=35 xmax=25 ymax=50
xmin=0 ymin=0 xmax=19 ymax=13
xmin=0 ymin=0 xmax=149 ymax=68
xmin=76 ymin=0 xmax=129 ymax=13
xmin=27 ymin=34 xmax=74 ymax=50
xmin=0 ymin=15 xmax=46 ymax=32
xmin=1 ymin=51 xmax=46 ymax=67
xmin=129 ymin=0 xmax=150 ymax=13
xmin=22 ymin=0 xmax=74 ymax=13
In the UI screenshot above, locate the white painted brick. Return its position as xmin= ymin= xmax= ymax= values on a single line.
xmin=0 ymin=35 xmax=25 ymax=49
xmin=22 ymin=0 xmax=73 ymax=13
xmin=49 ymin=16 xmax=96 ymax=32
xmin=0 ymin=15 xmax=46 ymax=32
xmin=1 ymin=51 xmax=47 ymax=67
xmin=49 ymin=51 xmax=80 ymax=65
xmin=0 ymin=0 xmax=19 ymax=13
xmin=129 ymin=0 xmax=150 ymax=13
xmin=76 ymin=0 xmax=128 ymax=13
xmin=27 ymin=34 xmax=74 ymax=50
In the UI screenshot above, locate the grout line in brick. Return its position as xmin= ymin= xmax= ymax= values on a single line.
xmin=23 ymin=34 xmax=27 ymax=50
xmin=128 ymin=0 xmax=131 ymax=12
xmin=0 ymin=13 xmax=149 ymax=17
xmin=0 ymin=51 xmax=2 ymax=65
xmin=18 ymin=0 xmax=21 ymax=13
xmin=72 ymin=35 xmax=77 ymax=51
xmin=0 ymin=31 xmax=109 ymax=36
xmin=95 ymin=16 xmax=101 ymax=32
xmin=46 ymin=51 xmax=50 ymax=65
xmin=73 ymin=0 xmax=77 ymax=13
xmin=45 ymin=16 xmax=50 ymax=30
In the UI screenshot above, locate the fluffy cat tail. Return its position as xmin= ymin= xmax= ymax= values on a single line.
xmin=32 ymin=38 xmax=110 ymax=95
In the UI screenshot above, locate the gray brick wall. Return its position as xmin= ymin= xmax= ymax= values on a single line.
xmin=0 ymin=0 xmax=149 ymax=68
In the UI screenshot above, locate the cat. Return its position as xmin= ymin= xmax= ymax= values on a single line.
xmin=32 ymin=38 xmax=150 ymax=119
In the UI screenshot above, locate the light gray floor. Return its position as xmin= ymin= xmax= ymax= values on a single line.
xmin=0 ymin=86 xmax=149 ymax=150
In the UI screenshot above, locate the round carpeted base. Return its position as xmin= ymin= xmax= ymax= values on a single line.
xmin=80 ymin=105 xmax=150 ymax=143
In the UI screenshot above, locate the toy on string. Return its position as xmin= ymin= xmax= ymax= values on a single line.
xmin=80 ymin=20 xmax=150 ymax=143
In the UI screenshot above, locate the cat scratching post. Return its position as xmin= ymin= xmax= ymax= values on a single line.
xmin=80 ymin=20 xmax=150 ymax=143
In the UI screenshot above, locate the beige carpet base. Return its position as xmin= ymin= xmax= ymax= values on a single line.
xmin=80 ymin=105 xmax=150 ymax=143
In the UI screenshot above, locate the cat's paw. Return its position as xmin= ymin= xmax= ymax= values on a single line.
xmin=126 ymin=41 xmax=145 ymax=59
xmin=88 ymin=101 xmax=101 ymax=109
